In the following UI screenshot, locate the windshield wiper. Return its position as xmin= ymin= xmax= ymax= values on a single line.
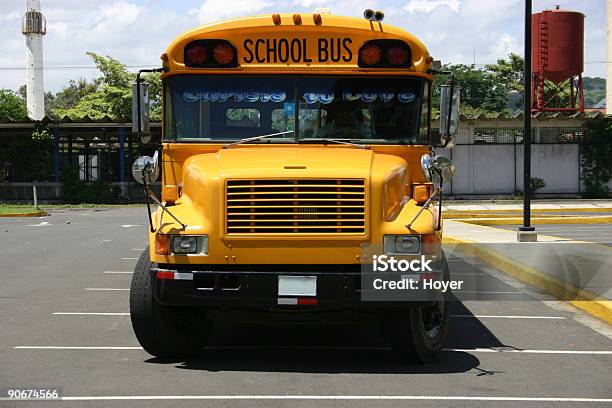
xmin=223 ymin=131 xmax=295 ymax=149
xmin=299 ymin=138 xmax=369 ymax=149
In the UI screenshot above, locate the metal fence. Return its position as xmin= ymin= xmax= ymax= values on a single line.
xmin=0 ymin=122 xmax=601 ymax=201
xmin=472 ymin=127 xmax=583 ymax=144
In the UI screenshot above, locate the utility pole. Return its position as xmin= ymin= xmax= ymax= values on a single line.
xmin=22 ymin=0 xmax=46 ymax=120
xmin=518 ymin=0 xmax=537 ymax=242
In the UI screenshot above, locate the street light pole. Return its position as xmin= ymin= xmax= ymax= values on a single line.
xmin=518 ymin=0 xmax=537 ymax=242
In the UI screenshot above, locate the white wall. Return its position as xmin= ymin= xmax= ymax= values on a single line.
xmin=437 ymin=143 xmax=583 ymax=196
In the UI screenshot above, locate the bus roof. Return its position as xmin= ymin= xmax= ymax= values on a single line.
xmin=163 ymin=13 xmax=432 ymax=77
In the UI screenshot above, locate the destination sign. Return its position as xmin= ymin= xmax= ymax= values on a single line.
xmin=243 ymin=38 xmax=353 ymax=64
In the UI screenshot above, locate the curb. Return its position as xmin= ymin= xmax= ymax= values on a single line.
xmin=454 ymin=216 xmax=612 ymax=226
xmin=0 ymin=210 xmax=47 ymax=218
xmin=442 ymin=235 xmax=612 ymax=325
xmin=445 ymin=207 xmax=612 ymax=214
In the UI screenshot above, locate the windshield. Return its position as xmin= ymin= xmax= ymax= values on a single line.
xmin=164 ymin=75 xmax=430 ymax=144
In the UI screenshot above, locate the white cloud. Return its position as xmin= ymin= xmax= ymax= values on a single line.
xmin=197 ymin=0 xmax=274 ymax=24
xmin=490 ymin=34 xmax=521 ymax=61
xmin=47 ymin=22 xmax=69 ymax=39
xmin=93 ymin=1 xmax=142 ymax=33
xmin=0 ymin=10 xmax=20 ymax=22
xmin=293 ymin=0 xmax=328 ymax=6
xmin=404 ymin=0 xmax=460 ymax=14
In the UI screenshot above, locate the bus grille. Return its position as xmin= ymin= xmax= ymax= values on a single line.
xmin=225 ymin=179 xmax=366 ymax=235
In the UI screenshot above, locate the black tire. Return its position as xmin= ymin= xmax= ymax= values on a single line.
xmin=130 ymin=249 xmax=212 ymax=358
xmin=388 ymin=251 xmax=451 ymax=363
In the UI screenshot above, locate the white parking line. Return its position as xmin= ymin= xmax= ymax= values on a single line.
xmin=121 ymin=258 xmax=138 ymax=260
xmin=85 ymin=288 xmax=129 ymax=291
xmin=103 ymin=271 xmax=132 ymax=274
xmin=52 ymin=312 xmax=129 ymax=316
xmin=445 ymin=348 xmax=612 ymax=355
xmin=13 ymin=346 xmax=612 ymax=355
xmin=14 ymin=346 xmax=141 ymax=350
xmin=49 ymin=312 xmax=564 ymax=320
xmin=3 ymin=395 xmax=605 ymax=402
xmin=131 ymin=248 xmax=144 ymax=251
xmin=26 ymin=221 xmax=50 ymax=227
xmin=451 ymin=315 xmax=565 ymax=319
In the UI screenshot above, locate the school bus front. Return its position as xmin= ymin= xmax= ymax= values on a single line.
xmin=129 ymin=11 xmax=456 ymax=363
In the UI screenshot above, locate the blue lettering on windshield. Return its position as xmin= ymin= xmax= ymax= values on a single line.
xmin=182 ymin=91 xmax=287 ymax=103
xmin=303 ymin=92 xmax=334 ymax=104
xmin=398 ymin=91 xmax=416 ymax=103
xmin=303 ymin=90 xmax=416 ymax=104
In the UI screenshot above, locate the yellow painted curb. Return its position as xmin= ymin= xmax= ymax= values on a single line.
xmin=442 ymin=236 xmax=612 ymax=325
xmin=0 ymin=211 xmax=47 ymax=217
xmin=446 ymin=213 xmax=603 ymax=220
xmin=456 ymin=216 xmax=612 ymax=226
xmin=446 ymin=207 xmax=612 ymax=215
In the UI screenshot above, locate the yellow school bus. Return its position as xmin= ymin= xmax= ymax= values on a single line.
xmin=129 ymin=9 xmax=458 ymax=363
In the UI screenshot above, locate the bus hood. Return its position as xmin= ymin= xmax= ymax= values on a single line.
xmin=173 ymin=146 xmax=411 ymax=239
xmin=181 ymin=146 xmax=409 ymax=190
xmin=214 ymin=146 xmax=374 ymax=179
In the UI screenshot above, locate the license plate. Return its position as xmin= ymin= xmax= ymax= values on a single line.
xmin=278 ymin=275 xmax=317 ymax=296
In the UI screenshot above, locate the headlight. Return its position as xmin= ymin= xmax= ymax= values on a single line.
xmin=171 ymin=235 xmax=208 ymax=255
xmin=383 ymin=234 xmax=421 ymax=255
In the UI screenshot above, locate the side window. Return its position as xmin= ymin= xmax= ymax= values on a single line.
xmin=225 ymin=109 xmax=261 ymax=127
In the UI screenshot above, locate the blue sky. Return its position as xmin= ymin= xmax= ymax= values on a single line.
xmin=0 ymin=0 xmax=606 ymax=92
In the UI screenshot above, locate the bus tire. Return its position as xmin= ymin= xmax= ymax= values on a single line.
xmin=388 ymin=251 xmax=450 ymax=363
xmin=130 ymin=249 xmax=212 ymax=358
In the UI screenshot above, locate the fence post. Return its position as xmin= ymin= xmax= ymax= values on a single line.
xmin=119 ymin=126 xmax=127 ymax=198
xmin=53 ymin=127 xmax=60 ymax=182
xmin=578 ymin=142 xmax=581 ymax=195
xmin=119 ymin=127 xmax=125 ymax=182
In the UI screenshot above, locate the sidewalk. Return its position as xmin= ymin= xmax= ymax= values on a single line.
xmin=442 ymin=199 xmax=612 ymax=212
xmin=443 ymin=220 xmax=612 ymax=324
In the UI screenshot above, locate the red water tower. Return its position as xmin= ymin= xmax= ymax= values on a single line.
xmin=531 ymin=5 xmax=585 ymax=113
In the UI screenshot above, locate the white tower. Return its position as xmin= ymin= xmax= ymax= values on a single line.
xmin=607 ymin=0 xmax=612 ymax=114
xmin=22 ymin=0 xmax=46 ymax=120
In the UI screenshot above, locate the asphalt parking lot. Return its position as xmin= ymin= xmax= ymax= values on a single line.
xmin=493 ymin=224 xmax=612 ymax=246
xmin=1 ymin=208 xmax=611 ymax=407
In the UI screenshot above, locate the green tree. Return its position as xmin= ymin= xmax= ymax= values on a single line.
xmin=486 ymin=53 xmax=525 ymax=93
xmin=48 ymin=79 xmax=99 ymax=112
xmin=580 ymin=117 xmax=612 ymax=198
xmin=0 ymin=89 xmax=28 ymax=120
xmin=433 ymin=64 xmax=509 ymax=115
xmin=583 ymin=77 xmax=605 ymax=108
xmin=53 ymin=52 xmax=162 ymax=121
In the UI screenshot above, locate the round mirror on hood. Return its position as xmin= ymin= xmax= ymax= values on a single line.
xmin=420 ymin=153 xmax=455 ymax=186
xmin=420 ymin=153 xmax=433 ymax=181
xmin=431 ymin=155 xmax=456 ymax=185
xmin=132 ymin=151 xmax=159 ymax=185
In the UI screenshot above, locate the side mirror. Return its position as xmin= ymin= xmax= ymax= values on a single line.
xmin=421 ymin=153 xmax=455 ymax=186
xmin=439 ymin=83 xmax=460 ymax=148
xmin=132 ymin=81 xmax=150 ymax=142
xmin=132 ymin=150 xmax=159 ymax=185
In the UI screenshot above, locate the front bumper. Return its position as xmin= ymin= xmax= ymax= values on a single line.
xmin=151 ymin=264 xmax=446 ymax=310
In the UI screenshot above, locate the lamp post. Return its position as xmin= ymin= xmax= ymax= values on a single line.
xmin=518 ymin=0 xmax=537 ymax=242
